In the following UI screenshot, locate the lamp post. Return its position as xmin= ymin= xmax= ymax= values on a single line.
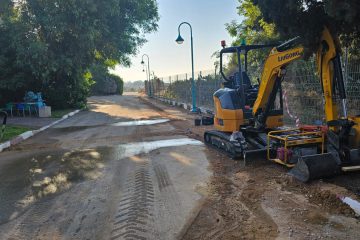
xmin=142 ymin=64 xmax=150 ymax=95
xmin=141 ymin=54 xmax=152 ymax=97
xmin=176 ymin=22 xmax=197 ymax=112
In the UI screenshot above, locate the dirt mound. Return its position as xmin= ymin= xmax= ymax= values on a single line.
xmin=308 ymin=189 xmax=354 ymax=216
xmin=280 ymin=175 xmax=355 ymax=216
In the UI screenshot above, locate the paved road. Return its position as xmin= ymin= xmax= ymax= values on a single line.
xmin=0 ymin=93 xmax=210 ymax=240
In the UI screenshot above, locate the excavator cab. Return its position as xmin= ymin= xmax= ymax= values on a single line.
xmin=207 ymin=43 xmax=287 ymax=158
xmin=213 ymin=44 xmax=278 ymax=133
xmin=207 ymin=39 xmax=315 ymax=162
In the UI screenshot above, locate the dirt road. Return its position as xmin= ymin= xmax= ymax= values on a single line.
xmin=142 ymin=97 xmax=360 ymax=240
xmin=0 ymin=93 xmax=211 ymax=240
xmin=1 ymin=93 xmax=360 ymax=240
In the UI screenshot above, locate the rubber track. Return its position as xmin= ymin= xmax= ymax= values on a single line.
xmin=204 ymin=131 xmax=243 ymax=159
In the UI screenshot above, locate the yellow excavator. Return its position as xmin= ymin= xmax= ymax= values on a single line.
xmin=205 ymin=27 xmax=360 ymax=181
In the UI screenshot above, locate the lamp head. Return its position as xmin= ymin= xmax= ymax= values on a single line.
xmin=176 ymin=34 xmax=184 ymax=44
xmin=141 ymin=60 xmax=145 ymax=65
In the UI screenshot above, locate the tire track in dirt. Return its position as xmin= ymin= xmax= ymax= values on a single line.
xmin=5 ymin=199 xmax=62 ymax=240
xmin=111 ymin=161 xmax=156 ymax=240
xmin=154 ymin=164 xmax=172 ymax=190
xmin=152 ymin=162 xmax=183 ymax=239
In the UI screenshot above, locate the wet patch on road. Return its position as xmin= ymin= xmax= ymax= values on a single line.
xmin=0 ymin=147 xmax=110 ymax=225
xmin=50 ymin=125 xmax=93 ymax=133
xmin=117 ymin=138 xmax=203 ymax=160
xmin=111 ymin=118 xmax=170 ymax=127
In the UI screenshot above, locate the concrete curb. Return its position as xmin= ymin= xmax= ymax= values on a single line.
xmin=154 ymin=97 xmax=214 ymax=115
xmin=0 ymin=109 xmax=81 ymax=152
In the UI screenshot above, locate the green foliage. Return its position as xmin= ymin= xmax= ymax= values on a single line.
xmin=225 ymin=0 xmax=279 ymax=79
xmin=1 ymin=125 xmax=31 ymax=142
xmin=253 ymin=0 xmax=360 ymax=57
xmin=90 ymin=64 xmax=124 ymax=96
xmin=114 ymin=75 xmax=124 ymax=95
xmin=51 ymin=109 xmax=76 ymax=118
xmin=0 ymin=0 xmax=159 ymax=108
xmin=226 ymin=0 xmax=278 ymax=45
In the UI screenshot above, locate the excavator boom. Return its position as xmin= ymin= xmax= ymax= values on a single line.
xmin=253 ymin=44 xmax=303 ymax=129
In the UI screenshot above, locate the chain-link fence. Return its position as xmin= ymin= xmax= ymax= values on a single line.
xmin=148 ymin=59 xmax=360 ymax=127
xmin=150 ymin=70 xmax=223 ymax=110
xmin=282 ymin=60 xmax=360 ymax=125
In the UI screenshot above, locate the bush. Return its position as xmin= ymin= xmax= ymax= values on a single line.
xmin=112 ymin=74 xmax=124 ymax=95
xmin=90 ymin=64 xmax=124 ymax=96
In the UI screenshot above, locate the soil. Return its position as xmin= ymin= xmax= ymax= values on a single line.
xmin=0 ymin=94 xmax=213 ymax=240
xmin=142 ymin=96 xmax=360 ymax=240
xmin=1 ymin=93 xmax=360 ymax=240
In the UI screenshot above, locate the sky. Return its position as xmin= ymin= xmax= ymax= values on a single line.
xmin=111 ymin=0 xmax=240 ymax=82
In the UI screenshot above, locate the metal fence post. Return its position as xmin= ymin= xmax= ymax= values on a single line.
xmin=344 ymin=47 xmax=349 ymax=88
xmin=169 ymin=76 xmax=172 ymax=100
xmin=198 ymin=71 xmax=202 ymax=107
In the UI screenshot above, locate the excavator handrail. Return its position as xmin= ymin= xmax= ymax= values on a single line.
xmin=219 ymin=43 xmax=277 ymax=83
xmin=276 ymin=36 xmax=301 ymax=52
xmin=220 ymin=44 xmax=277 ymax=54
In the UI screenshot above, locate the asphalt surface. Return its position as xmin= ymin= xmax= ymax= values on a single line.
xmin=0 ymin=93 xmax=211 ymax=240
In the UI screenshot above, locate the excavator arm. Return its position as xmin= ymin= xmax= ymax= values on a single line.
xmin=316 ymin=27 xmax=345 ymax=123
xmin=250 ymin=27 xmax=360 ymax=181
xmin=290 ymin=27 xmax=360 ymax=181
xmin=317 ymin=27 xmax=360 ymax=153
xmin=252 ymin=28 xmax=349 ymax=130
xmin=252 ymin=38 xmax=303 ymax=129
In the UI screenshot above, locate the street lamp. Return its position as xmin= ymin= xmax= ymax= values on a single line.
xmin=175 ymin=35 xmax=184 ymax=44
xmin=141 ymin=54 xmax=152 ymax=97
xmin=176 ymin=22 xmax=197 ymax=112
xmin=142 ymin=64 xmax=149 ymax=95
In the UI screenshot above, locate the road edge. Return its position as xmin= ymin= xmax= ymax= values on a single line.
xmin=152 ymin=96 xmax=215 ymax=115
xmin=0 ymin=109 xmax=81 ymax=152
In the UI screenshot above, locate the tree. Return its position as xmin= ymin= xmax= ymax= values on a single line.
xmin=253 ymin=0 xmax=360 ymax=57
xmin=225 ymin=0 xmax=278 ymax=81
xmin=0 ymin=0 xmax=159 ymax=108
xmin=90 ymin=64 xmax=124 ymax=96
xmin=226 ymin=0 xmax=278 ymax=46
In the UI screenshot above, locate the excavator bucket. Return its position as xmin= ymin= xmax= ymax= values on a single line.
xmin=289 ymin=153 xmax=341 ymax=182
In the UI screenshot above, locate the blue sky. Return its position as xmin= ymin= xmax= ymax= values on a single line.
xmin=111 ymin=0 xmax=240 ymax=82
